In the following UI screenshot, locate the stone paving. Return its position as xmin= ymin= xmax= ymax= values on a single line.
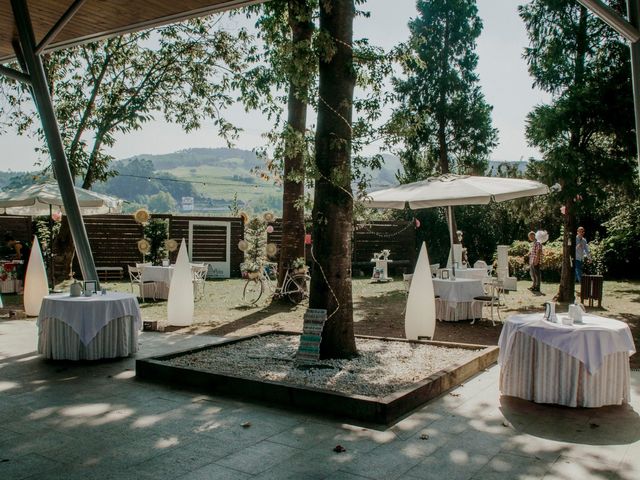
xmin=1 ymin=318 xmax=639 ymax=479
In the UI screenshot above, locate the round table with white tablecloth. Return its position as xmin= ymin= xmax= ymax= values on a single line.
xmin=498 ymin=313 xmax=636 ymax=407
xmin=141 ymin=265 xmax=174 ymax=299
xmin=432 ymin=277 xmax=484 ymax=321
xmin=437 ymin=267 xmax=487 ymax=281
xmin=37 ymin=292 xmax=142 ymax=360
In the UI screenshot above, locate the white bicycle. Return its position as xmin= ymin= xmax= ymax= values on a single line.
xmin=243 ymin=263 xmax=310 ymax=305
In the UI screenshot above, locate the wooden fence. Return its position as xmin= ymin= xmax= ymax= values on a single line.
xmin=79 ymin=214 xmax=244 ymax=278
xmin=267 ymin=219 xmax=416 ymax=274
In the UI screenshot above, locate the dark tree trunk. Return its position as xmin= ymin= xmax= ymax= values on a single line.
xmin=311 ymin=0 xmax=357 ymax=359
xmin=557 ymin=201 xmax=576 ymax=303
xmin=557 ymin=5 xmax=588 ymax=303
xmin=278 ymin=0 xmax=314 ymax=287
xmin=52 ymin=218 xmax=77 ymax=282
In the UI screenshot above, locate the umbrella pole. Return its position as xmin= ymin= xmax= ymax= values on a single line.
xmin=447 ymin=205 xmax=455 ymax=278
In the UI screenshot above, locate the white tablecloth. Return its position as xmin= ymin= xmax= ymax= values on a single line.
xmin=38 ymin=292 xmax=141 ymax=345
xmin=432 ymin=278 xmax=484 ymax=321
xmin=438 ymin=267 xmax=487 ymax=281
xmin=38 ymin=316 xmax=138 ymax=360
xmin=499 ymin=313 xmax=635 ymax=374
xmin=498 ymin=313 xmax=635 ymax=407
xmin=141 ymin=266 xmax=174 ymax=299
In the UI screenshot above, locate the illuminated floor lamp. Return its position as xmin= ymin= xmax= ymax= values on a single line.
xmin=167 ymin=239 xmax=194 ymax=326
xmin=24 ymin=236 xmax=49 ymax=317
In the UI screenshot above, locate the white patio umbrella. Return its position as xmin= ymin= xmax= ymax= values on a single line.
xmin=0 ymin=182 xmax=122 ymax=215
xmin=0 ymin=183 xmax=123 ymax=288
xmin=365 ymin=174 xmax=550 ymax=276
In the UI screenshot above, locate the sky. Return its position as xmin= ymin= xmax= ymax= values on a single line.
xmin=0 ymin=0 xmax=549 ymax=172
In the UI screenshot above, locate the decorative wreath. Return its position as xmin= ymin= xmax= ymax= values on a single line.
xmin=134 ymin=208 xmax=151 ymax=224
xmin=164 ymin=239 xmax=178 ymax=252
xmin=239 ymin=211 xmax=249 ymax=224
xmin=137 ymin=238 xmax=151 ymax=254
xmin=266 ymin=243 xmax=278 ymax=257
xmin=263 ymin=211 xmax=275 ymax=223
xmin=237 ymin=239 xmax=249 ymax=252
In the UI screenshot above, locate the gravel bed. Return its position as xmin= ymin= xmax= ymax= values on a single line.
xmin=163 ymin=334 xmax=482 ymax=397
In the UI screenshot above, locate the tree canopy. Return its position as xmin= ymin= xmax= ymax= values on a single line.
xmin=389 ymin=0 xmax=497 ymax=180
xmin=0 ymin=16 xmax=261 ymax=191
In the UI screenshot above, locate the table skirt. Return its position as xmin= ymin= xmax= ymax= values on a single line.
xmin=436 ymin=299 xmax=482 ymax=322
xmin=38 ymin=316 xmax=139 ymax=360
xmin=500 ymin=331 xmax=630 ymax=407
xmin=141 ymin=282 xmax=169 ymax=300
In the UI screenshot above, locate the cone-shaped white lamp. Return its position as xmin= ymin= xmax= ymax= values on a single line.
xmin=24 ymin=236 xmax=49 ymax=317
xmin=405 ymin=242 xmax=436 ymax=340
xmin=167 ymin=239 xmax=194 ymax=326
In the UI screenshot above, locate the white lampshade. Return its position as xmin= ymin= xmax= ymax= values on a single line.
xmin=405 ymin=242 xmax=436 ymax=340
xmin=167 ymin=239 xmax=194 ymax=326
xmin=24 ymin=236 xmax=49 ymax=316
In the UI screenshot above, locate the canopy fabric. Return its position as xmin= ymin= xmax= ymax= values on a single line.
xmin=1 ymin=0 xmax=265 ymax=64
xmin=365 ymin=174 xmax=550 ymax=209
xmin=0 ymin=183 xmax=122 ymax=215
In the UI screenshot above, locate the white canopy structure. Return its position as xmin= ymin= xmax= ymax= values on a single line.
xmin=0 ymin=183 xmax=122 ymax=216
xmin=365 ymin=174 xmax=549 ymax=210
xmin=365 ymin=174 xmax=550 ymax=276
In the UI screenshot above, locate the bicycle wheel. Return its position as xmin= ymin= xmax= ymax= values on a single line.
xmin=284 ymin=273 xmax=309 ymax=304
xmin=243 ymin=279 xmax=263 ymax=305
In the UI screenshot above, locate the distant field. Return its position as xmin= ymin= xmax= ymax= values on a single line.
xmin=157 ymin=162 xmax=282 ymax=212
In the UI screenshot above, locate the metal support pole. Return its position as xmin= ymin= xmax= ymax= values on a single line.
xmin=447 ymin=205 xmax=455 ymax=278
xmin=629 ymin=0 xmax=640 ymax=172
xmin=0 ymin=65 xmax=31 ymax=85
xmin=11 ymin=0 xmax=100 ymax=287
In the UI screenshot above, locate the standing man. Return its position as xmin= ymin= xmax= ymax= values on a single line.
xmin=528 ymin=231 xmax=542 ymax=292
xmin=575 ymin=226 xmax=590 ymax=283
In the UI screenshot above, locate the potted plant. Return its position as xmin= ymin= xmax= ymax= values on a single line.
xmin=291 ymin=257 xmax=307 ymax=274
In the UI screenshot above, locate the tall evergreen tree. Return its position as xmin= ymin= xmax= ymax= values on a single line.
xmin=520 ymin=0 xmax=636 ymax=302
xmin=389 ymin=0 xmax=497 ymax=180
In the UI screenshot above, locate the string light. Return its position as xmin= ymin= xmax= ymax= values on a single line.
xmin=116 ymin=173 xmax=277 ymax=189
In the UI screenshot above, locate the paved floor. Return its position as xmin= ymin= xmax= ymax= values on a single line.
xmin=1 ymin=318 xmax=640 ymax=480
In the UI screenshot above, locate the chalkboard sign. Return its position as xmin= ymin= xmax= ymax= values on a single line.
xmin=296 ymin=308 xmax=327 ymax=365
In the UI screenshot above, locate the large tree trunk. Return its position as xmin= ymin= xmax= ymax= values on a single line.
xmin=557 ymin=201 xmax=576 ymax=303
xmin=278 ymin=0 xmax=314 ymax=288
xmin=52 ymin=218 xmax=77 ymax=282
xmin=557 ymin=5 xmax=588 ymax=303
xmin=311 ymin=0 xmax=357 ymax=359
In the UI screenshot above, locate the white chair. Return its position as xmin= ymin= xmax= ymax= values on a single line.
xmin=191 ymin=264 xmax=208 ymax=300
xmin=136 ymin=262 xmax=152 ymax=268
xmin=128 ymin=266 xmax=157 ymax=302
xmin=471 ymin=278 xmax=503 ymax=326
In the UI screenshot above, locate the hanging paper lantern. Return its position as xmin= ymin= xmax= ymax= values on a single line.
xmin=238 ymin=239 xmax=249 ymax=252
xmin=304 ymin=234 xmax=312 ymax=245
xmin=263 ymin=212 xmax=275 ymax=223
xmin=266 ymin=225 xmax=274 ymax=234
xmin=137 ymin=238 xmax=151 ymax=254
xmin=560 ymin=205 xmax=567 ymax=215
xmin=134 ymin=208 xmax=151 ymax=224
xmin=51 ymin=211 xmax=62 ymax=222
xmin=415 ymin=218 xmax=421 ymax=228
xmin=164 ymin=239 xmax=178 ymax=252
xmin=266 ymin=243 xmax=278 ymax=257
